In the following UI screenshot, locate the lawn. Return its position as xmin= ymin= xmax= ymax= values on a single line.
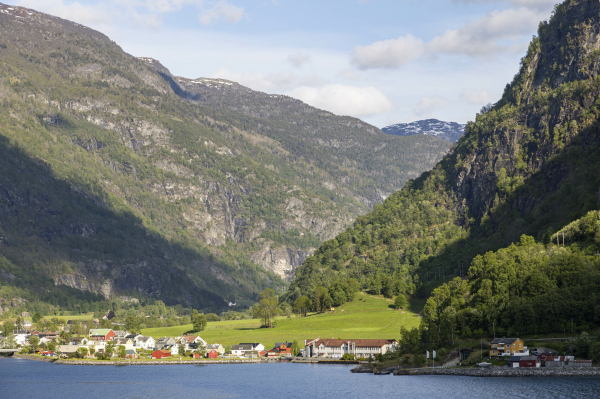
xmin=142 ymin=293 xmax=422 ymax=350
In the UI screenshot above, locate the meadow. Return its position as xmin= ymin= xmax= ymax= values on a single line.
xmin=141 ymin=293 xmax=422 ymax=350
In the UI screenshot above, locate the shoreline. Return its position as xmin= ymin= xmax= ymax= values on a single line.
xmin=10 ymin=354 xmax=358 ymax=366
xmin=12 ymin=354 xmax=262 ymax=365
xmin=351 ymin=364 xmax=600 ymax=377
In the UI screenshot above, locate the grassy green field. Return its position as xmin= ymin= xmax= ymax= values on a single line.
xmin=142 ymin=293 xmax=422 ymax=350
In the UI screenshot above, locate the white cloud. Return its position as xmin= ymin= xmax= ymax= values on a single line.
xmin=286 ymin=53 xmax=312 ymax=68
xmin=460 ymin=89 xmax=490 ymax=105
xmin=413 ymin=96 xmax=450 ymax=117
xmin=288 ymin=85 xmax=392 ymax=118
xmin=199 ymin=0 xmax=244 ymax=25
xmin=352 ymin=35 xmax=424 ymax=70
xmin=351 ymin=7 xmax=546 ymax=69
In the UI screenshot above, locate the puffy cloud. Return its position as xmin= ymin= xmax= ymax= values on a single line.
xmin=288 ymin=85 xmax=393 ymax=118
xmin=352 ymin=35 xmax=424 ymax=70
xmin=351 ymin=7 xmax=546 ymax=69
xmin=286 ymin=53 xmax=312 ymax=68
xmin=413 ymin=96 xmax=450 ymax=117
xmin=199 ymin=0 xmax=244 ymax=25
xmin=460 ymin=89 xmax=490 ymax=105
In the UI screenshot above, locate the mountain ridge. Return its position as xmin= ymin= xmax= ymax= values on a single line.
xmin=0 ymin=2 xmax=451 ymax=309
xmin=382 ymin=119 xmax=466 ymax=143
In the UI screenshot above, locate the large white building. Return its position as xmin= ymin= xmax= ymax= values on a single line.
xmin=304 ymin=339 xmax=398 ymax=358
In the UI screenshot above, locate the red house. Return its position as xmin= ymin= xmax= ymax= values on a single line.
xmin=90 ymin=329 xmax=115 ymax=342
xmin=508 ymin=356 xmax=539 ymax=367
xmin=267 ymin=342 xmax=293 ymax=357
xmin=206 ymin=350 xmax=218 ymax=359
xmin=152 ymin=350 xmax=171 ymax=359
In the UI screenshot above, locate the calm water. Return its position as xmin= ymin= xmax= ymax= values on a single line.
xmin=1 ymin=357 xmax=600 ymax=398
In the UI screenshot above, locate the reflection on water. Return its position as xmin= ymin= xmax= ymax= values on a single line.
xmin=1 ymin=357 xmax=598 ymax=399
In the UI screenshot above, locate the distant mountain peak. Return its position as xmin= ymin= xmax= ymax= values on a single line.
xmin=382 ymin=119 xmax=465 ymax=143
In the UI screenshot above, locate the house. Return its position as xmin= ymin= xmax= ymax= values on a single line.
xmin=507 ymin=355 xmax=539 ymax=368
xmin=489 ymin=338 xmax=528 ymax=358
xmin=134 ymin=336 xmax=155 ymax=351
xmin=12 ymin=330 xmax=30 ymax=346
xmin=206 ymin=344 xmax=225 ymax=355
xmin=113 ymin=330 xmax=128 ymax=338
xmin=151 ymin=349 xmax=171 ymax=359
xmin=23 ymin=320 xmax=32 ymax=329
xmin=231 ymin=343 xmax=265 ymax=357
xmin=193 ymin=352 xmax=202 ymax=359
xmin=268 ymin=342 xmax=293 ymax=357
xmin=125 ymin=349 xmax=138 ymax=359
xmin=177 ymin=335 xmax=207 ymax=350
xmin=156 ymin=337 xmax=176 ymax=350
xmin=533 ymin=348 xmax=559 ymax=360
xmin=112 ymin=338 xmax=135 ymax=351
xmin=206 ymin=350 xmax=219 ymax=359
xmin=304 ymin=339 xmax=399 ymax=358
xmin=89 ymin=329 xmax=115 ymax=341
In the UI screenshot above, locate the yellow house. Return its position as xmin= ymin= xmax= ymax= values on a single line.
xmin=490 ymin=338 xmax=528 ymax=357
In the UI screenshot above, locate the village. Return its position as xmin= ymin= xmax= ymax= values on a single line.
xmin=0 ymin=312 xmax=594 ymax=368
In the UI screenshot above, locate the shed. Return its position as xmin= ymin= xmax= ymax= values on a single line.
xmin=207 ymin=350 xmax=218 ymax=359
xmin=151 ymin=349 xmax=171 ymax=359
xmin=459 ymin=348 xmax=473 ymax=361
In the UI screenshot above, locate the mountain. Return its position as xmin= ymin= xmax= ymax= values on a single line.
xmin=284 ymin=0 xmax=600 ymax=322
xmin=382 ymin=119 xmax=466 ymax=142
xmin=0 ymin=3 xmax=450 ymax=310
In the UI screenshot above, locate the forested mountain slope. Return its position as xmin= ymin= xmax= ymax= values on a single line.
xmin=284 ymin=0 xmax=600 ymax=309
xmin=0 ymin=3 xmax=449 ymax=310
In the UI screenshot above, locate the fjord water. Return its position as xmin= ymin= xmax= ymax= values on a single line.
xmin=1 ymin=358 xmax=599 ymax=399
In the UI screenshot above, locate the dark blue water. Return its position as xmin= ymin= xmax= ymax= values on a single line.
xmin=1 ymin=357 xmax=599 ymax=398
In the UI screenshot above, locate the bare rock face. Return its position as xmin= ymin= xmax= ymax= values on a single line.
xmin=250 ymin=244 xmax=314 ymax=281
xmin=54 ymin=274 xmax=112 ymax=298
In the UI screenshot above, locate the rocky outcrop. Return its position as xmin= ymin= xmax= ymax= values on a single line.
xmin=250 ymin=244 xmax=314 ymax=280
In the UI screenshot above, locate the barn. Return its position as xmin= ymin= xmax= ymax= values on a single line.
xmin=151 ymin=350 xmax=171 ymax=359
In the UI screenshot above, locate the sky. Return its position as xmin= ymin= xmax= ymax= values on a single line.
xmin=9 ymin=0 xmax=559 ymax=127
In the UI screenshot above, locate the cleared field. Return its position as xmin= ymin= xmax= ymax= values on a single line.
xmin=142 ymin=293 xmax=422 ymax=350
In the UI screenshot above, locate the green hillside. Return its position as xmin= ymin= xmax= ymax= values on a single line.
xmin=142 ymin=292 xmax=422 ymax=350
xmin=284 ymin=0 xmax=600 ymax=330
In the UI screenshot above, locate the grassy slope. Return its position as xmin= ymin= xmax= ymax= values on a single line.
xmin=141 ymin=293 xmax=422 ymax=350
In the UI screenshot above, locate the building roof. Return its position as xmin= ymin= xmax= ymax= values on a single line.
xmin=491 ymin=338 xmax=518 ymax=344
xmin=232 ymin=344 xmax=254 ymax=351
xmin=113 ymin=338 xmax=131 ymax=345
xmin=274 ymin=342 xmax=293 ymax=348
xmin=307 ymin=339 xmax=398 ymax=348
xmin=90 ymin=329 xmax=113 ymax=336
xmin=239 ymin=343 xmax=262 ymax=348
xmin=126 ymin=349 xmax=136 ymax=355
xmin=206 ymin=344 xmax=223 ymax=350
xmin=136 ymin=336 xmax=153 ymax=342
xmin=180 ymin=335 xmax=201 ymax=344
xmin=546 ymin=356 xmax=575 ymax=361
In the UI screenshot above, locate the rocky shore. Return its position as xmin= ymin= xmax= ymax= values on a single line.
xmin=13 ymin=354 xmax=261 ymax=366
xmin=399 ymin=367 xmax=600 ymax=377
xmin=350 ymin=363 xmax=600 ymax=377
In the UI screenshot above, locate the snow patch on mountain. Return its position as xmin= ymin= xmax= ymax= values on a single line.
xmin=382 ymin=119 xmax=466 ymax=143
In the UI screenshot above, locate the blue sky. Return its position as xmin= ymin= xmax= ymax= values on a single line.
xmin=12 ymin=0 xmax=558 ymax=127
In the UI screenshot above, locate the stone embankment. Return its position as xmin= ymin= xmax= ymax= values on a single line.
xmin=13 ymin=354 xmax=261 ymax=366
xmin=394 ymin=367 xmax=600 ymax=377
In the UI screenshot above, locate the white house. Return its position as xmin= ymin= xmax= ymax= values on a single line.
xmin=231 ymin=343 xmax=264 ymax=357
xmin=134 ymin=336 xmax=155 ymax=351
xmin=304 ymin=339 xmax=398 ymax=358
xmin=12 ymin=330 xmax=29 ymax=346
xmin=176 ymin=335 xmax=207 ymax=351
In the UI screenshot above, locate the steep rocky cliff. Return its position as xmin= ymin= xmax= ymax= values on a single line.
xmin=0 ymin=2 xmax=450 ymax=307
xmin=285 ymin=0 xmax=600 ymax=302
